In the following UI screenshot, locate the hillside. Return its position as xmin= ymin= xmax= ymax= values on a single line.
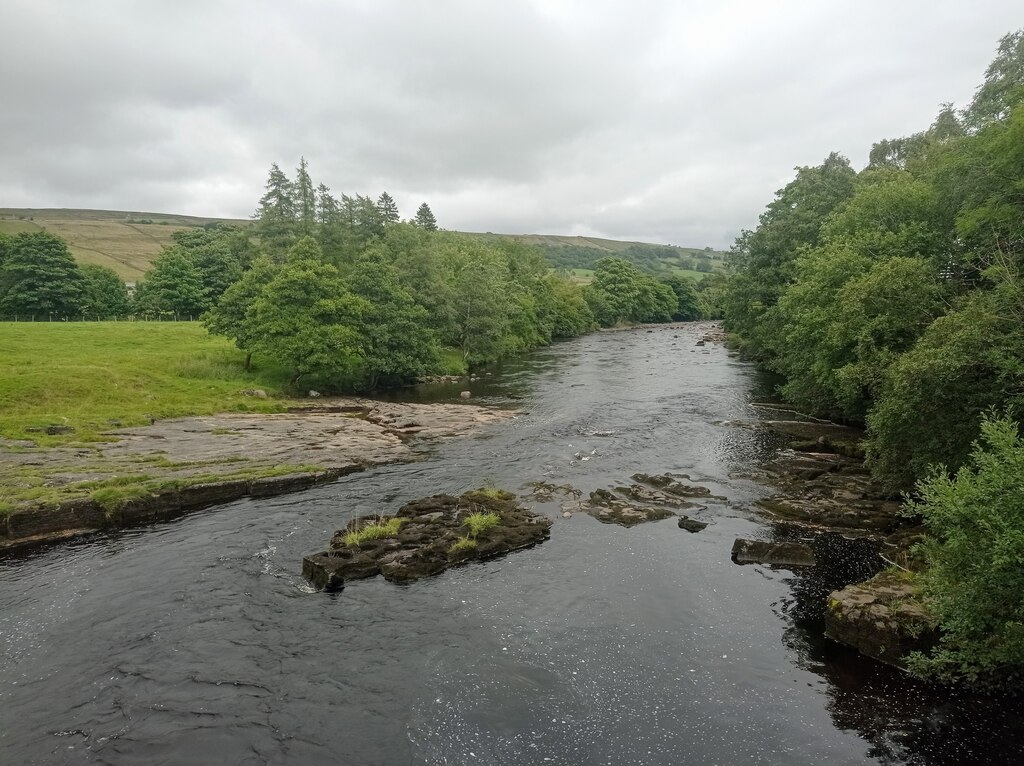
xmin=0 ymin=208 xmax=249 ymax=281
xmin=0 ymin=208 xmax=727 ymax=282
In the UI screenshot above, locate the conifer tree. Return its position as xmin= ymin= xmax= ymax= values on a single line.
xmin=414 ymin=202 xmax=438 ymax=231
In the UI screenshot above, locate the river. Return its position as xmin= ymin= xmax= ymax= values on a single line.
xmin=2 ymin=323 xmax=1021 ymax=765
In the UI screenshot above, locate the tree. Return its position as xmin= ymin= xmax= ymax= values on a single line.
xmin=0 ymin=231 xmax=82 ymax=317
xmin=254 ymin=163 xmax=296 ymax=255
xmin=965 ymin=29 xmax=1024 ymax=128
xmin=79 ymin=264 xmax=130 ymax=318
xmin=583 ymin=257 xmax=673 ymax=325
xmin=346 ymin=254 xmax=440 ymax=387
xmin=377 ymin=192 xmax=400 ymax=224
xmin=244 ymin=258 xmax=370 ymax=386
xmin=722 ymin=152 xmax=857 ymax=358
xmin=294 ymin=157 xmax=317 ymax=234
xmin=866 ymin=289 xmax=1024 ymax=487
xmin=904 ymin=415 xmax=1024 ymax=687
xmin=134 ymin=250 xmax=206 ymax=319
xmin=203 ymin=256 xmax=280 ymax=370
xmin=414 ymin=202 xmax=438 ymax=231
xmin=662 ymin=275 xmax=701 ymax=321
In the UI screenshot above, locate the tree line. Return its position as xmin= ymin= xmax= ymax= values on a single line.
xmin=723 ymin=29 xmax=1024 ymax=686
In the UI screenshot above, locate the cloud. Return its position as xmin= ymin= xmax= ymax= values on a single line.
xmin=0 ymin=0 xmax=1020 ymax=247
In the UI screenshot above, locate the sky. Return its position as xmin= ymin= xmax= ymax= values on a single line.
xmin=1 ymin=1 xmax=1020 ymax=249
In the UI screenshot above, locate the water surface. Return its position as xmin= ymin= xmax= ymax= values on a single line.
xmin=2 ymin=324 xmax=1021 ymax=765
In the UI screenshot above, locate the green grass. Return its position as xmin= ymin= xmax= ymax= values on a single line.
xmin=437 ymin=348 xmax=469 ymax=376
xmin=0 ymin=322 xmax=295 ymax=444
xmin=343 ymin=517 xmax=407 ymax=546
xmin=448 ymin=536 xmax=478 ymax=555
xmin=464 ymin=511 xmax=500 ymax=538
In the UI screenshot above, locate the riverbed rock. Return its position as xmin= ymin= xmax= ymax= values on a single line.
xmin=677 ymin=516 xmax=708 ymax=533
xmin=302 ymin=489 xmax=552 ymax=590
xmin=584 ymin=489 xmax=675 ymax=527
xmin=825 ymin=569 xmax=937 ymax=667
xmin=731 ymin=537 xmax=817 ymax=567
xmin=631 ymin=473 xmax=723 ymax=500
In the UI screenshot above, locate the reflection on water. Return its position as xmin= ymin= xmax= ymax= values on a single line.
xmin=1 ymin=323 xmax=1022 ymax=765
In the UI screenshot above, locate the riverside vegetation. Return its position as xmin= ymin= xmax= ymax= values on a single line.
xmin=724 ymin=29 xmax=1024 ymax=688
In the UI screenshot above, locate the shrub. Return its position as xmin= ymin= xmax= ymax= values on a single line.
xmin=904 ymin=414 xmax=1024 ymax=687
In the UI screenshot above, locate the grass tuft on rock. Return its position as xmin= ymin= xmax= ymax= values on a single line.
xmin=464 ymin=511 xmax=500 ymax=538
xmin=343 ymin=517 xmax=406 ymax=546
xmin=448 ymin=536 xmax=478 ymax=555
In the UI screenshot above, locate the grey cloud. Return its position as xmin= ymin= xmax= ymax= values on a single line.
xmin=1 ymin=0 xmax=1021 ymax=246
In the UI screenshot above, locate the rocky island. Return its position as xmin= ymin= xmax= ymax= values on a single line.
xmin=303 ymin=488 xmax=552 ymax=590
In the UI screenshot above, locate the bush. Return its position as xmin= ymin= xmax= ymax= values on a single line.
xmin=904 ymin=414 xmax=1024 ymax=687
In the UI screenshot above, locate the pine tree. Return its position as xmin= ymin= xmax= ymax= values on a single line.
xmin=377 ymin=192 xmax=400 ymax=224
xmin=294 ymin=157 xmax=317 ymax=234
xmin=414 ymin=202 xmax=438 ymax=231
xmin=254 ymin=163 xmax=297 ymax=256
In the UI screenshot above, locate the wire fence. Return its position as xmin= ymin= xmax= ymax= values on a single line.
xmin=0 ymin=315 xmax=202 ymax=323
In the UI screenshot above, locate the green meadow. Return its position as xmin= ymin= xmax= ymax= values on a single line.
xmin=0 ymin=322 xmax=293 ymax=444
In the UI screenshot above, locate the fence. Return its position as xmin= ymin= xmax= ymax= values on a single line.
xmin=0 ymin=315 xmax=202 ymax=323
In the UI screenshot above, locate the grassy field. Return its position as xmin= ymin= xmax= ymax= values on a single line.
xmin=0 ymin=208 xmax=249 ymax=281
xmin=0 ymin=322 xmax=292 ymax=444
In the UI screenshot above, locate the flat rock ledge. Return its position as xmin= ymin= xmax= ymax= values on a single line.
xmin=825 ymin=569 xmax=937 ymax=668
xmin=303 ymin=489 xmax=552 ymax=590
xmin=731 ymin=537 xmax=817 ymax=567
xmin=1 ymin=399 xmax=517 ymax=553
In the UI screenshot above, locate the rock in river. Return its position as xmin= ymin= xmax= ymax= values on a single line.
xmin=302 ymin=489 xmax=552 ymax=590
xmin=731 ymin=537 xmax=817 ymax=567
xmin=825 ymin=569 xmax=937 ymax=667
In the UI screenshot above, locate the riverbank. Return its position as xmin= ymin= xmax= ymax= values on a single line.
xmin=0 ymin=399 xmax=515 ymax=551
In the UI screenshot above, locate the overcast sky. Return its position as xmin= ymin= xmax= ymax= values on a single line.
xmin=1 ymin=1 xmax=1020 ymax=248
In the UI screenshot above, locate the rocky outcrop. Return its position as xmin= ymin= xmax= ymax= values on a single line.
xmin=731 ymin=537 xmax=817 ymax=567
xmin=303 ymin=489 xmax=552 ymax=590
xmin=825 ymin=569 xmax=937 ymax=667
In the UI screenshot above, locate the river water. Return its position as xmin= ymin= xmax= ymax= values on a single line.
xmin=2 ymin=323 xmax=1021 ymax=765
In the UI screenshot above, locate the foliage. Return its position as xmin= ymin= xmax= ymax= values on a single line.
xmin=661 ymin=275 xmax=701 ymax=321
xmin=723 ymin=31 xmax=1024 ymax=491
xmin=343 ymin=517 xmax=406 ymax=546
xmin=583 ymin=257 xmax=676 ymax=326
xmin=79 ymin=264 xmax=131 ymax=318
xmin=134 ymin=249 xmax=207 ymax=319
xmin=904 ymin=415 xmax=1024 ymax=687
xmin=244 ymin=239 xmax=370 ymax=385
xmin=463 ymin=511 xmax=500 ymax=538
xmin=0 ymin=231 xmax=83 ymax=317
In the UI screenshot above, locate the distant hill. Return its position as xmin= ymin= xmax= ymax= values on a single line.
xmin=0 ymin=208 xmax=249 ymax=281
xmin=0 ymin=208 xmax=727 ymax=283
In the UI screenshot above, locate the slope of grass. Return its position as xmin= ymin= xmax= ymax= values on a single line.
xmin=0 ymin=209 xmax=249 ymax=281
xmin=0 ymin=322 xmax=292 ymax=444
